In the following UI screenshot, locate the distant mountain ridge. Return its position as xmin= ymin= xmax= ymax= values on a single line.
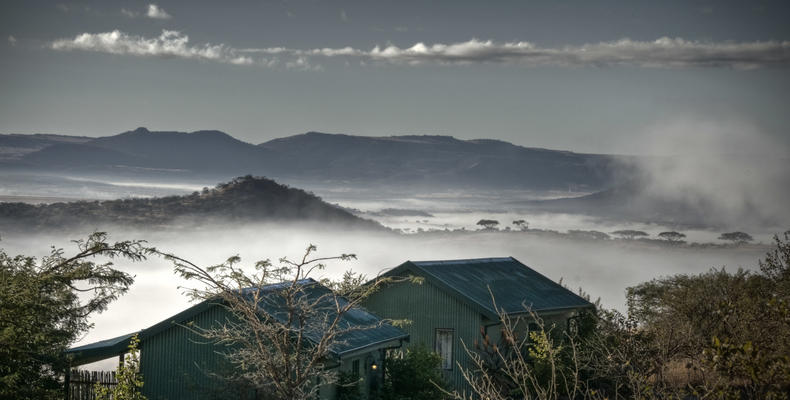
xmin=0 ymin=175 xmax=383 ymax=231
xmin=1 ymin=128 xmax=629 ymax=190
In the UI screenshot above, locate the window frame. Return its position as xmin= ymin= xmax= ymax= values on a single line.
xmin=434 ymin=328 xmax=455 ymax=371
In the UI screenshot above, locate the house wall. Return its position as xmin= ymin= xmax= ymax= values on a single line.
xmin=139 ymin=305 xmax=257 ymax=400
xmin=139 ymin=304 xmax=386 ymax=400
xmin=482 ymin=310 xmax=578 ymax=349
xmin=362 ymin=279 xmax=482 ymax=391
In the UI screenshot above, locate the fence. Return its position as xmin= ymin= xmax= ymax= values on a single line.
xmin=67 ymin=369 xmax=117 ymax=400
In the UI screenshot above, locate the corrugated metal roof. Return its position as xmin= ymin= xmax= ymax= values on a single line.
xmin=66 ymin=332 xmax=139 ymax=365
xmin=387 ymin=257 xmax=592 ymax=319
xmin=240 ymin=279 xmax=408 ymax=356
xmin=67 ymin=279 xmax=407 ymax=364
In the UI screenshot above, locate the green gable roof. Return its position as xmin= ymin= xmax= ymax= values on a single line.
xmin=383 ymin=257 xmax=593 ymax=319
xmin=66 ymin=332 xmax=140 ymax=365
xmin=67 ymin=279 xmax=407 ymax=365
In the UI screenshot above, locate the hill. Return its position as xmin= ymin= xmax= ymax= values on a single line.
xmin=2 ymin=128 xmax=628 ymax=191
xmin=0 ymin=133 xmax=92 ymax=162
xmin=259 ymin=132 xmax=623 ymax=190
xmin=0 ymin=176 xmax=384 ymax=231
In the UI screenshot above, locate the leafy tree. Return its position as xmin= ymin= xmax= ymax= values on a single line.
xmin=719 ymin=231 xmax=754 ymax=244
xmin=0 ymin=232 xmax=154 ymax=399
xmin=449 ymin=232 xmax=790 ymax=399
xmin=476 ymin=219 xmax=500 ymax=230
xmin=94 ymin=334 xmax=146 ymax=400
xmin=611 ymin=230 xmax=649 ymax=240
xmin=166 ymin=245 xmax=414 ymax=400
xmin=657 ymin=231 xmax=686 ymax=242
xmin=626 ymin=231 xmax=790 ymax=397
xmin=512 ymin=220 xmax=528 ymax=231
xmin=382 ymin=346 xmax=449 ymax=400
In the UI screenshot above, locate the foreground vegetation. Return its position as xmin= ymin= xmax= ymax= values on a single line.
xmin=449 ymin=231 xmax=790 ymax=399
xmin=1 ymin=231 xmax=787 ymax=399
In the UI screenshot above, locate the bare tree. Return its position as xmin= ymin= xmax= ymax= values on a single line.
xmin=165 ymin=245 xmax=413 ymax=400
xmin=446 ymin=292 xmax=588 ymax=400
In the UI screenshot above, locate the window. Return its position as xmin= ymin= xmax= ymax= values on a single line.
xmin=435 ymin=328 xmax=454 ymax=370
xmin=352 ymin=359 xmax=360 ymax=378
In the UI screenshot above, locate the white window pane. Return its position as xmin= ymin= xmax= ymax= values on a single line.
xmin=435 ymin=329 xmax=453 ymax=370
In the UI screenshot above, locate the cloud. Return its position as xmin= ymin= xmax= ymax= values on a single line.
xmin=340 ymin=10 xmax=348 ymax=23
xmin=354 ymin=37 xmax=790 ymax=69
xmin=121 ymin=8 xmax=138 ymax=18
xmin=622 ymin=117 xmax=790 ymax=229
xmin=51 ymin=30 xmax=255 ymax=66
xmin=146 ymin=4 xmax=171 ymax=20
xmin=241 ymin=37 xmax=790 ymax=69
xmin=48 ymin=31 xmax=790 ymax=71
xmin=8 ymin=35 xmax=16 ymax=46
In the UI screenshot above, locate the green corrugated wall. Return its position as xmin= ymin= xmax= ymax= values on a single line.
xmin=139 ymin=305 xmax=255 ymax=400
xmin=362 ymin=279 xmax=482 ymax=391
xmin=138 ymin=304 xmax=380 ymax=400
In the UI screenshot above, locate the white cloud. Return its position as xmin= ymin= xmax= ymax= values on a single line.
xmin=121 ymin=8 xmax=138 ymax=18
xmin=355 ymin=37 xmax=790 ymax=69
xmin=8 ymin=35 xmax=17 ymax=46
xmin=49 ymin=31 xmax=790 ymax=71
xmin=146 ymin=4 xmax=171 ymax=20
xmin=239 ymin=37 xmax=790 ymax=69
xmin=51 ymin=30 xmax=255 ymax=66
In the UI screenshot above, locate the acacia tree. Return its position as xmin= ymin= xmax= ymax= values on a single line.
xmin=719 ymin=231 xmax=754 ymax=244
xmin=166 ymin=245 xmax=413 ymax=400
xmin=0 ymin=232 xmax=155 ymax=399
xmin=477 ymin=219 xmax=500 ymax=230
xmin=657 ymin=231 xmax=686 ymax=243
xmin=512 ymin=220 xmax=529 ymax=231
xmin=611 ymin=230 xmax=648 ymax=240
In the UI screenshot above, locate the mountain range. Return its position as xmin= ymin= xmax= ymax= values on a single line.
xmin=0 ymin=127 xmax=629 ymax=191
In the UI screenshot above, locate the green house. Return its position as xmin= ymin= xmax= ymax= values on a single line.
xmin=361 ymin=257 xmax=594 ymax=390
xmin=67 ymin=279 xmax=408 ymax=400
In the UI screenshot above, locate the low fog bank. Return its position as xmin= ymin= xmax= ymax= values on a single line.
xmin=1 ymin=222 xmax=770 ymax=369
xmin=618 ymin=118 xmax=790 ymax=230
xmin=0 ymin=172 xmax=209 ymax=202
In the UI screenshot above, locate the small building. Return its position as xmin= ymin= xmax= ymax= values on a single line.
xmin=67 ymin=279 xmax=408 ymax=400
xmin=361 ymin=257 xmax=594 ymax=390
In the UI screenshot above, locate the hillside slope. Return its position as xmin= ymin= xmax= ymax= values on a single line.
xmin=0 ymin=176 xmax=383 ymax=231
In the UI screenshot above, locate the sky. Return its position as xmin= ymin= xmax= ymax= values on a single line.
xmin=1 ymin=0 xmax=789 ymax=154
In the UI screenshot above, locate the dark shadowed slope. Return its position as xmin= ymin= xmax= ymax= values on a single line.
xmin=0 ymin=176 xmax=384 ymax=232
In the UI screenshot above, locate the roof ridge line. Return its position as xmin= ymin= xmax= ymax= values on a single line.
xmin=410 ymin=257 xmax=514 ymax=265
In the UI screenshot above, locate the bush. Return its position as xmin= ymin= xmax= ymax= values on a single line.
xmin=382 ymin=346 xmax=449 ymax=400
